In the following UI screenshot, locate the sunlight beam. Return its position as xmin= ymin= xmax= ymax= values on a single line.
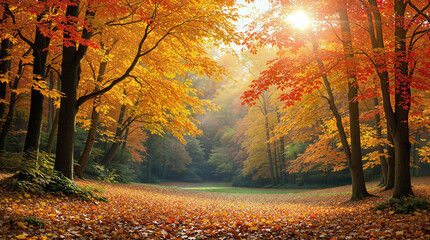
xmin=287 ymin=11 xmax=311 ymax=30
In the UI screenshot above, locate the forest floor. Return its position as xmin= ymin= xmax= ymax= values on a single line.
xmin=1 ymin=172 xmax=430 ymax=239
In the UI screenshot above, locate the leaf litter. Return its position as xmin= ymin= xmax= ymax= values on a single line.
xmin=1 ymin=173 xmax=430 ymax=239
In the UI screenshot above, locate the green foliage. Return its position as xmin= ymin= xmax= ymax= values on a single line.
xmin=232 ymin=169 xmax=270 ymax=188
xmin=375 ymin=197 xmax=429 ymax=214
xmin=285 ymin=141 xmax=307 ymax=159
xmin=1 ymin=152 xmax=107 ymax=202
xmin=82 ymin=162 xmax=119 ymax=182
xmin=109 ymin=161 xmax=138 ymax=183
xmin=207 ymin=147 xmax=234 ymax=181
xmin=15 ymin=216 xmax=45 ymax=227
xmin=175 ymin=168 xmax=203 ymax=183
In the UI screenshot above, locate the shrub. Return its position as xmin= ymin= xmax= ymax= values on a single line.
xmin=15 ymin=216 xmax=45 ymax=227
xmin=375 ymin=197 xmax=429 ymax=214
xmin=2 ymin=152 xmax=107 ymax=202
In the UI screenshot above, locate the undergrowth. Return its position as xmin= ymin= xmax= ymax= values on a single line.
xmin=375 ymin=197 xmax=429 ymax=214
xmin=0 ymin=151 xmax=107 ymax=202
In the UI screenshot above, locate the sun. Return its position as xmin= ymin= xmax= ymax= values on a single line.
xmin=287 ymin=10 xmax=311 ymax=30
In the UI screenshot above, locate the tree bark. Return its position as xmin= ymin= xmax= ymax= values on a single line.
xmin=264 ymin=115 xmax=276 ymax=184
xmin=392 ymin=0 xmax=412 ymax=198
xmin=47 ymin=71 xmax=55 ymax=132
xmin=0 ymin=49 xmax=29 ymax=151
xmin=101 ymin=103 xmax=127 ymax=166
xmin=45 ymin=109 xmax=59 ymax=154
xmin=0 ymin=5 xmax=12 ymax=120
xmin=23 ymin=9 xmax=51 ymax=158
xmin=0 ymin=38 xmax=11 ymax=120
xmin=338 ymin=8 xmax=370 ymax=200
xmin=372 ymin=97 xmax=388 ymax=186
xmin=366 ymin=0 xmax=413 ymax=197
xmin=384 ymin=125 xmax=395 ymax=190
xmin=76 ymin=58 xmax=109 ymax=178
xmin=45 ymin=74 xmax=60 ymax=154
xmin=76 ymin=105 xmax=99 ymax=178
xmin=54 ymin=3 xmax=92 ymax=180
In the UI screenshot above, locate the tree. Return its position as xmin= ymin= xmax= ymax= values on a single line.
xmin=337 ymin=6 xmax=370 ymax=200
xmin=20 ymin=1 xmax=52 ymax=157
xmin=53 ymin=0 xmax=238 ymax=180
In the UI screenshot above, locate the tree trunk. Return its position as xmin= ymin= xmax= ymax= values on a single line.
xmin=45 ymin=74 xmax=60 ymax=154
xmin=0 ymin=7 xmax=12 ymax=119
xmin=273 ymin=140 xmax=280 ymax=183
xmin=76 ymin=58 xmax=108 ymax=177
xmin=264 ymin=115 xmax=276 ymax=184
xmin=0 ymin=45 xmax=29 ymax=152
xmin=338 ymin=8 xmax=370 ymax=200
xmin=54 ymin=3 xmax=92 ymax=180
xmin=45 ymin=109 xmax=59 ymax=154
xmin=120 ymin=127 xmax=129 ymax=164
xmin=365 ymin=0 xmax=412 ymax=197
xmin=392 ymin=0 xmax=413 ymax=198
xmin=146 ymin=157 xmax=152 ymax=182
xmin=47 ymin=71 xmax=55 ymax=132
xmin=0 ymin=52 xmax=28 ymax=151
xmin=101 ymin=103 xmax=126 ymax=166
xmin=276 ymin=112 xmax=287 ymax=183
xmin=76 ymin=105 xmax=100 ymax=178
xmin=55 ymin=64 xmax=79 ymax=179
xmin=279 ymin=136 xmax=287 ymax=184
xmin=413 ymin=131 xmax=420 ymax=176
xmin=23 ymin=11 xmax=51 ymax=158
xmin=373 ymin=97 xmax=388 ymax=186
xmin=384 ymin=126 xmax=395 ymax=190
xmin=0 ymin=38 xmax=11 ymax=120
xmin=365 ymin=6 xmax=395 ymax=189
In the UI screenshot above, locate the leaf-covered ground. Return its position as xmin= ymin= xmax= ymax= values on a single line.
xmin=1 ymin=173 xmax=430 ymax=240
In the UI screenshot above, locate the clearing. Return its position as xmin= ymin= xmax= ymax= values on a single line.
xmin=1 ymin=173 xmax=430 ymax=239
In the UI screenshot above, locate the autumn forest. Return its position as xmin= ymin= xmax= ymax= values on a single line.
xmin=1 ymin=0 xmax=430 ymax=239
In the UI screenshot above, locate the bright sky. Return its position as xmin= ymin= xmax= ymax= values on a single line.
xmin=236 ymin=0 xmax=270 ymax=29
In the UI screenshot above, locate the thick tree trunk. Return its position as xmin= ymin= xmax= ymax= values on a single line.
xmin=392 ymin=0 xmax=413 ymax=198
xmin=54 ymin=3 xmax=92 ymax=180
xmin=24 ymin=11 xmax=51 ymax=158
xmin=338 ymin=8 xmax=370 ymax=200
xmin=366 ymin=0 xmax=412 ymax=197
xmin=55 ymin=65 xmax=78 ymax=179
